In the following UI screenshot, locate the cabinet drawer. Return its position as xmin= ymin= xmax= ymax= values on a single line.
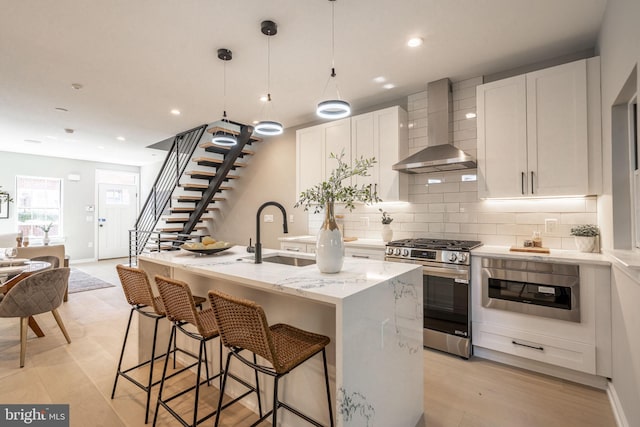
xmin=474 ymin=322 xmax=596 ymax=374
xmin=280 ymin=242 xmax=316 ymax=254
xmin=344 ymin=247 xmax=384 ymax=261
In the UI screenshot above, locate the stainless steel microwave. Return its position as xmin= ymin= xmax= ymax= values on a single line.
xmin=481 ymin=258 xmax=580 ymax=323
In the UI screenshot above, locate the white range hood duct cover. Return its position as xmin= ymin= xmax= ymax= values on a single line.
xmin=393 ymin=78 xmax=477 ymax=174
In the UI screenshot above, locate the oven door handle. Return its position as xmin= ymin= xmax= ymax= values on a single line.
xmin=423 ymin=265 xmax=469 ymax=282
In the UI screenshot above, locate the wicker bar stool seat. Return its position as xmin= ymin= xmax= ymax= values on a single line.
xmin=208 ymin=289 xmax=334 ymax=427
xmin=153 ymin=276 xmax=260 ymax=427
xmin=111 ymin=265 xmax=206 ymax=424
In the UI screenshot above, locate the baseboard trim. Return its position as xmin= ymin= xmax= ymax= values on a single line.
xmin=607 ymin=382 xmax=629 ymax=427
xmin=68 ymin=258 xmax=98 ymax=264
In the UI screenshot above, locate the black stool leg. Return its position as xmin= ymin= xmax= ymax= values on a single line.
xmin=272 ymin=376 xmax=279 ymax=427
xmin=214 ymin=351 xmax=233 ymax=427
xmin=143 ymin=315 xmax=161 ymax=424
xmin=253 ymin=353 xmax=263 ymax=418
xmin=111 ymin=308 xmax=134 ymax=399
xmin=322 ymin=349 xmax=334 ymax=427
xmin=153 ymin=324 xmax=176 ymax=427
xmin=203 ymin=341 xmax=211 ymax=387
xmin=192 ymin=338 xmax=205 ymax=427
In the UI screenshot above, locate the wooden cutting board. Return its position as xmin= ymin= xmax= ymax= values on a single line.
xmin=509 ymin=246 xmax=550 ymax=254
xmin=343 ymin=236 xmax=358 ymax=242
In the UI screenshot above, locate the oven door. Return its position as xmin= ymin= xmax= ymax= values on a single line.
xmin=422 ymin=262 xmax=470 ymax=337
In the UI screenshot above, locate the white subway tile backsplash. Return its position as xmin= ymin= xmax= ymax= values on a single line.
xmin=560 ymin=213 xmax=598 ymax=224
xmin=409 ymin=108 xmax=427 ymax=121
xmin=408 ymin=91 xmax=427 ymax=103
xmin=452 ymin=86 xmax=477 ymax=101
xmin=414 ymin=213 xmax=445 ymax=223
xmin=443 ymin=191 xmax=478 ymax=203
xmin=428 ymin=182 xmax=460 ymax=194
xmin=477 ymin=212 xmax=517 ymax=224
xmin=409 ymin=126 xmax=427 ymax=139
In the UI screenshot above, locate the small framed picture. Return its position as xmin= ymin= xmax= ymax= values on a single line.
xmin=0 ymin=194 xmax=9 ymax=219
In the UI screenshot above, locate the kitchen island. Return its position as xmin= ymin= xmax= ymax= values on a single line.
xmin=138 ymin=246 xmax=423 ymax=427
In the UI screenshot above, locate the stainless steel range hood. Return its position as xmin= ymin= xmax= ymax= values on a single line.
xmin=393 ymin=78 xmax=476 ymax=174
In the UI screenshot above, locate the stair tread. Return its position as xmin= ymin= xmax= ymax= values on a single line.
xmin=175 ymin=195 xmax=226 ymax=202
xmin=180 ymin=183 xmax=233 ymax=191
xmin=170 ymin=207 xmax=220 ymax=213
xmin=205 ymin=127 xmax=262 ymax=143
xmin=163 ymin=218 xmax=206 ymax=223
xmin=200 ymin=142 xmax=255 ymax=155
xmin=157 ymin=225 xmax=208 ymax=232
xmin=192 ymin=157 xmax=246 ymax=167
xmin=186 ymin=171 xmax=240 ymax=179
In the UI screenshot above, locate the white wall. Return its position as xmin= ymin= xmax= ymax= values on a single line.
xmin=0 ymin=151 xmax=139 ymax=260
xmin=597 ymin=0 xmax=640 ymax=425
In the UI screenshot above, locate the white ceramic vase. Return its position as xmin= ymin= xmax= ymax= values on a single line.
xmin=382 ymin=224 xmax=393 ymax=242
xmin=316 ymin=201 xmax=344 ymax=274
xmin=43 ymin=231 xmax=50 ymax=246
xmin=574 ymin=236 xmax=596 ymax=253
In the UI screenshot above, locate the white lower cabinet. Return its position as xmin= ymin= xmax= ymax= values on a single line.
xmin=471 ymin=256 xmax=611 ymax=378
xmin=280 ymin=241 xmax=316 ymax=254
xmin=344 ymin=247 xmax=385 ymax=261
xmin=473 ymin=322 xmax=596 ymax=374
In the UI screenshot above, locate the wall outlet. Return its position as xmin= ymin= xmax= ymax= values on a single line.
xmin=545 ymin=218 xmax=558 ymax=234
xmin=88 ymin=242 xmax=93 ymax=248
xmin=289 ymin=214 xmax=294 ymax=223
xmin=264 ymin=214 xmax=274 ymax=223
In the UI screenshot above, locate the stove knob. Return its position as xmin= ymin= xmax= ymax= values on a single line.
xmin=402 ymin=249 xmax=410 ymax=257
xmin=394 ymin=248 xmax=401 ymax=256
xmin=385 ymin=247 xmax=393 ymax=255
xmin=458 ymin=253 xmax=468 ymax=263
xmin=448 ymin=253 xmax=458 ymax=262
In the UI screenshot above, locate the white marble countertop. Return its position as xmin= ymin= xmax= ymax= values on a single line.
xmin=472 ymin=245 xmax=612 ymax=266
xmin=139 ymin=246 xmax=419 ymax=305
xmin=279 ymin=235 xmax=386 ymax=250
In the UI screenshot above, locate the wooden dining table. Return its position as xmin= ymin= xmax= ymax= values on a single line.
xmin=0 ymin=260 xmax=52 ymax=337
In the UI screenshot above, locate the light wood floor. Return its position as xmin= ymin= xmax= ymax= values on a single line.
xmin=0 ymin=258 xmax=617 ymax=427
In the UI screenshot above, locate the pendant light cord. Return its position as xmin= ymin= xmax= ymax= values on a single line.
xmin=321 ymin=0 xmax=343 ymax=101
xmin=222 ymin=60 xmax=228 ymax=122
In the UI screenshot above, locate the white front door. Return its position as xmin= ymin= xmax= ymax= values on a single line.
xmin=98 ymin=183 xmax=138 ymax=259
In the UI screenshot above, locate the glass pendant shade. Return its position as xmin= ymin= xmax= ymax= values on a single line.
xmin=316 ymin=99 xmax=351 ymax=119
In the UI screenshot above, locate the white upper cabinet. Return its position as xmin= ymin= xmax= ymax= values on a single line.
xmin=477 ymin=58 xmax=601 ymax=198
xmin=296 ymin=118 xmax=351 ymax=197
xmin=297 ymin=106 xmax=408 ymax=202
xmin=351 ymin=106 xmax=408 ymax=202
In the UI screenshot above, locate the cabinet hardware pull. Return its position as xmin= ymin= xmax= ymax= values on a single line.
xmin=285 ymin=247 xmax=301 ymax=252
xmin=351 ymin=254 xmax=370 ymax=259
xmin=512 ymin=340 xmax=544 ymax=351
xmin=521 ymin=172 xmax=525 ymax=195
xmin=531 ymin=171 xmax=535 ymax=194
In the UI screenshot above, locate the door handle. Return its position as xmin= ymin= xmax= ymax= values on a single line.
xmin=521 ymin=172 xmax=525 ymax=195
xmin=512 ymin=340 xmax=544 ymax=351
xmin=531 ymin=171 xmax=535 ymax=194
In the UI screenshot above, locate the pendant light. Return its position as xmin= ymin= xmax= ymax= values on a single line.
xmin=316 ymin=0 xmax=351 ymax=120
xmin=212 ymin=48 xmax=237 ymax=147
xmin=255 ymin=20 xmax=284 ymax=136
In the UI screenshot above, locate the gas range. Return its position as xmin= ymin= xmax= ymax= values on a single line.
xmin=384 ymin=238 xmax=483 ymax=265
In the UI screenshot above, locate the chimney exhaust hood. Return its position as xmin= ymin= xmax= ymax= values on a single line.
xmin=393 ymin=78 xmax=477 ymax=174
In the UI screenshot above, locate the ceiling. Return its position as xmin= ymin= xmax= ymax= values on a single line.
xmin=0 ymin=0 xmax=607 ymax=166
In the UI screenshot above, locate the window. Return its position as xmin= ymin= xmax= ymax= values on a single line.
xmin=16 ymin=176 xmax=63 ymax=238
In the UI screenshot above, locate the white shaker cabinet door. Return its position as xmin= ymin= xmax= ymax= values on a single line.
xmin=526 ymin=59 xmax=588 ymax=196
xmin=477 ymin=74 xmax=528 ymax=198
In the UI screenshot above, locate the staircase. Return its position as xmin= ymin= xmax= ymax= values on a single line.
xmin=129 ymin=123 xmax=259 ymax=265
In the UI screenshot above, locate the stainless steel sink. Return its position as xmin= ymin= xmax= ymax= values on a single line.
xmin=262 ymin=255 xmax=316 ymax=267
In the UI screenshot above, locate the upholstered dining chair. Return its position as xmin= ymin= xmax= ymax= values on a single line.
xmin=0 ymin=268 xmax=71 ymax=367
xmin=30 ymin=255 xmax=60 ymax=269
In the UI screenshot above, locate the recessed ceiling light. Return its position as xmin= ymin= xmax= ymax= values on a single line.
xmin=383 ymin=83 xmax=395 ymax=89
xmin=465 ymin=112 xmax=477 ymax=119
xmin=71 ymin=83 xmax=83 ymax=90
xmin=252 ymin=120 xmax=259 ymax=124
xmin=170 ymin=109 xmax=181 ymax=116
xmin=407 ymin=37 xmax=423 ymax=47
xmin=55 ymin=107 xmax=69 ymax=112
xmin=24 ymin=139 xmax=42 ymax=144
xmin=98 ymin=146 xmax=105 ymax=150
xmin=116 ymin=136 xmax=126 ymax=141
xmin=45 ymin=135 xmax=58 ymax=140
xmin=64 ymin=128 xmax=74 ymax=134
xmin=259 ymin=95 xmax=268 ymax=102
xmin=373 ymin=76 xmax=386 ymax=83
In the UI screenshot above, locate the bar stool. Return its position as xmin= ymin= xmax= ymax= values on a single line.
xmin=208 ymin=289 xmax=334 ymax=427
xmin=111 ymin=265 xmax=207 ymax=424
